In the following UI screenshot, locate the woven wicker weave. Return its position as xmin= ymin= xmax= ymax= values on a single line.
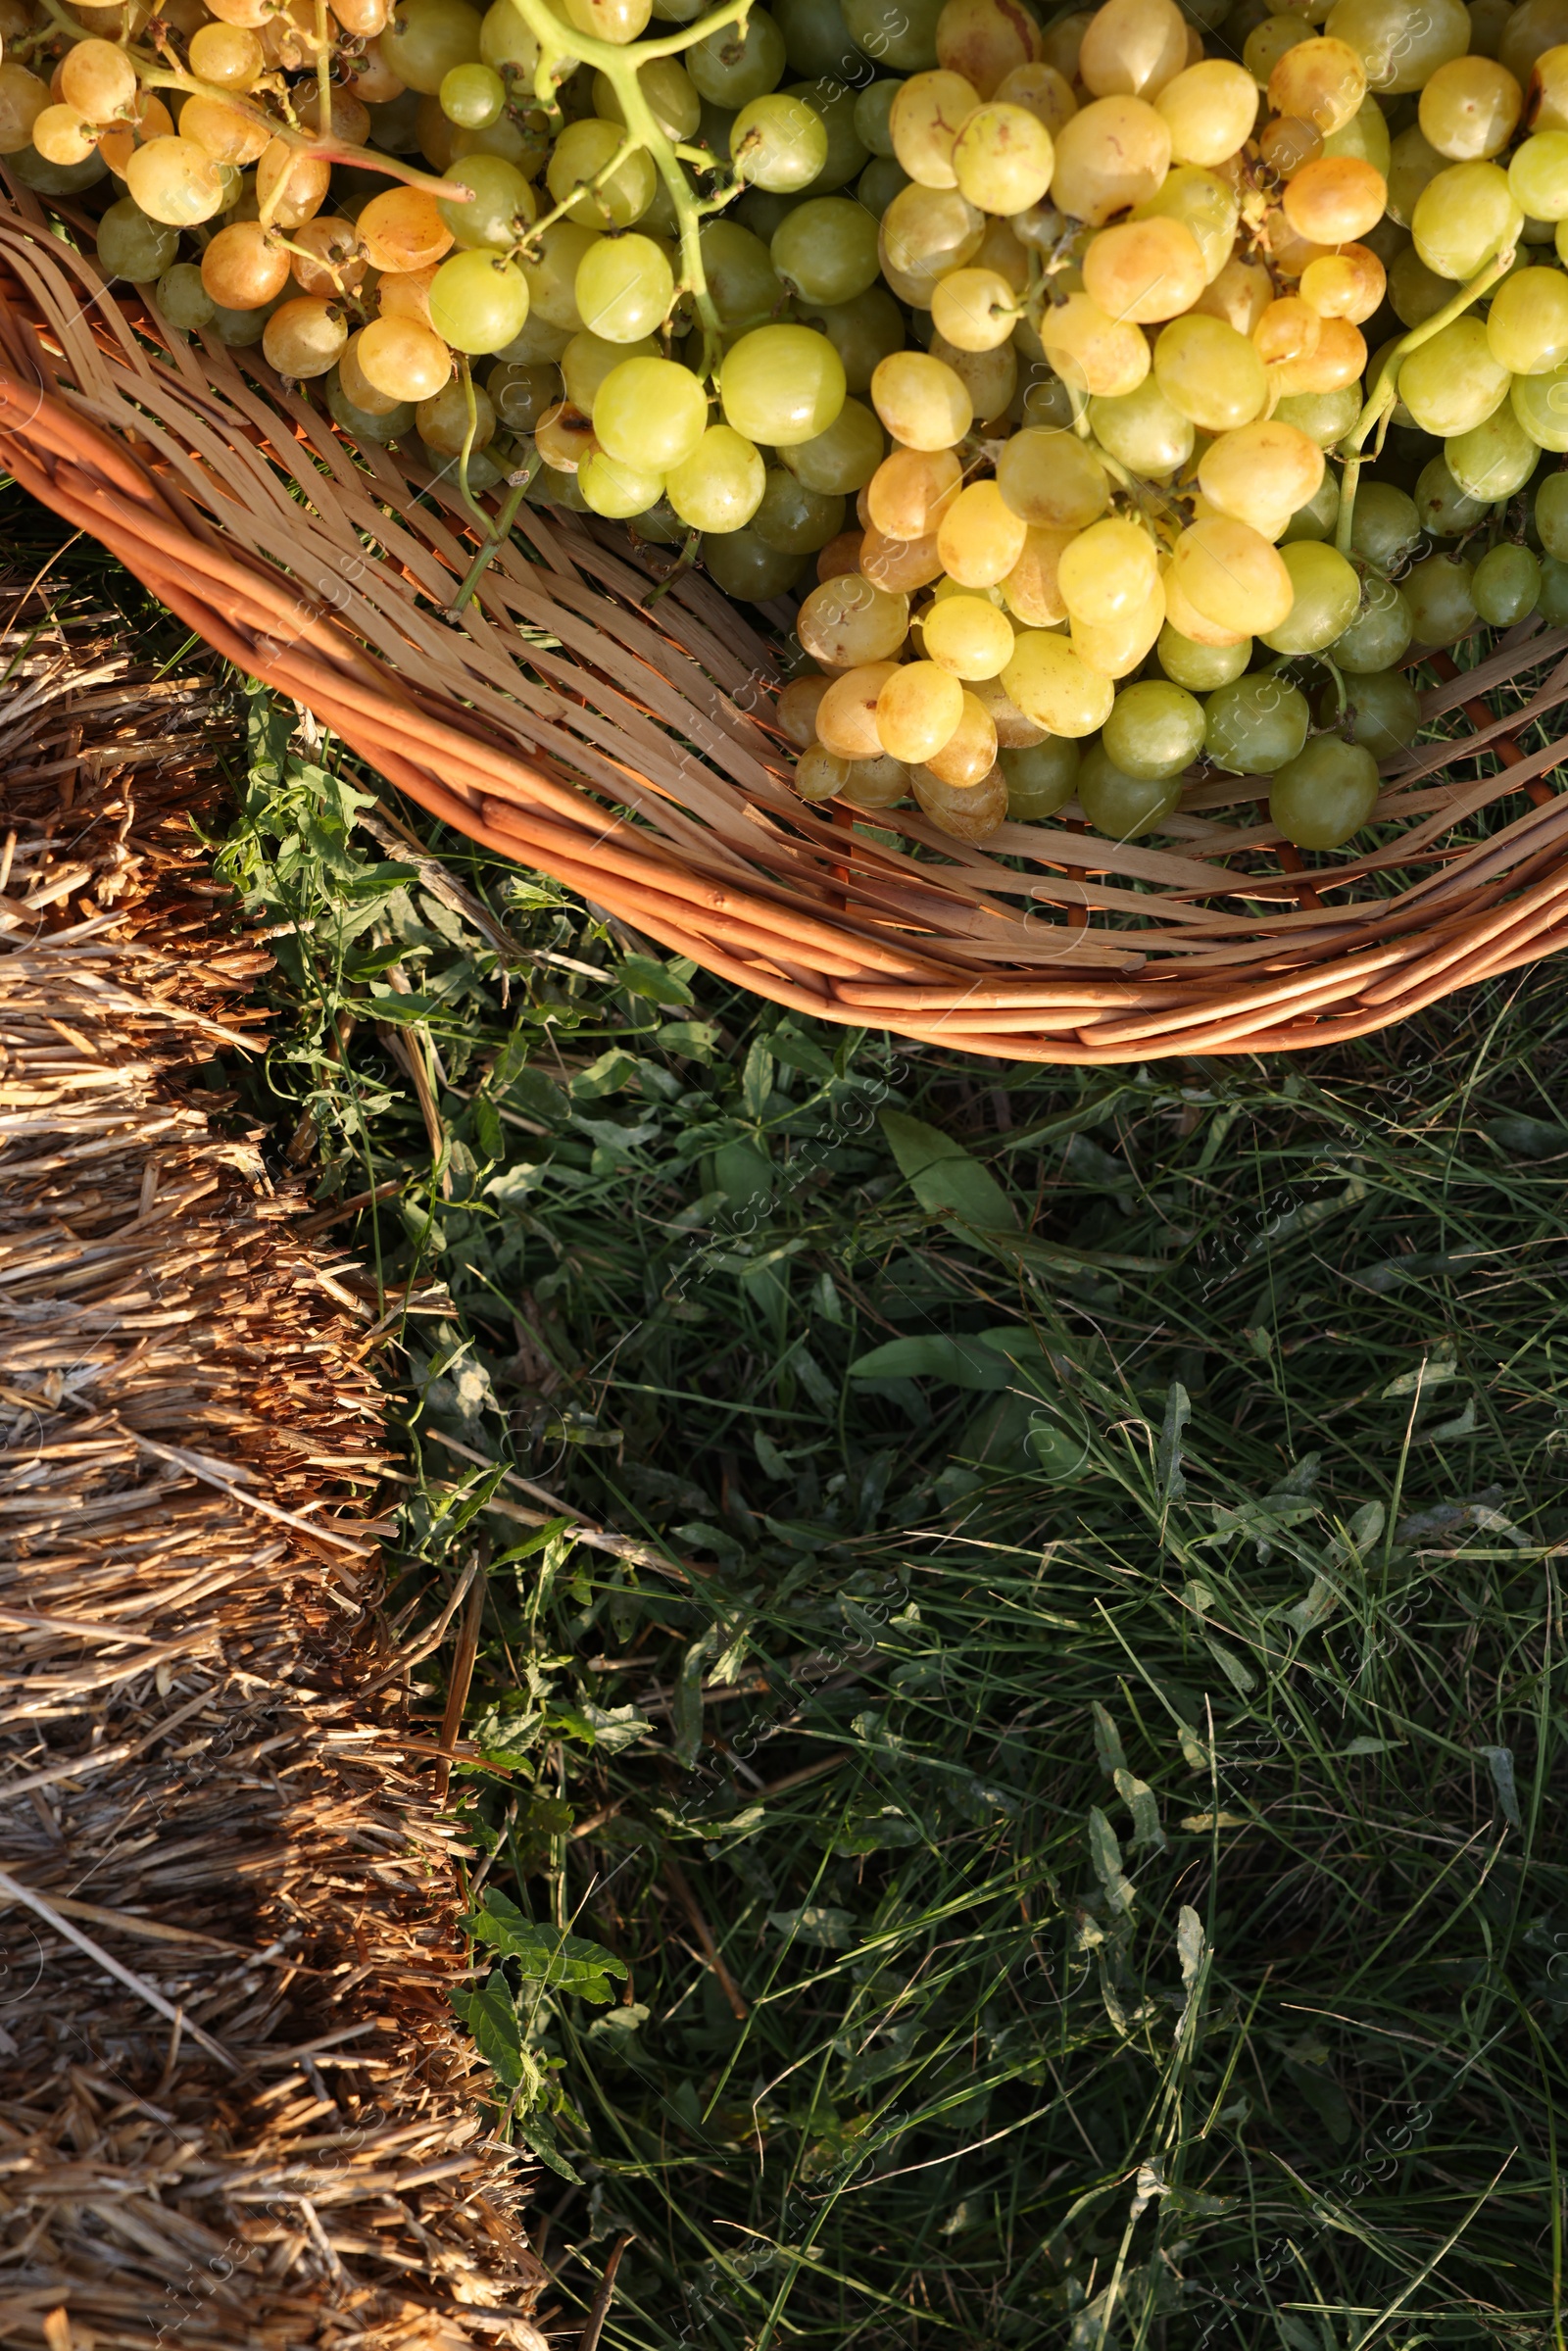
xmin=4 ymin=171 xmax=1568 ymax=1062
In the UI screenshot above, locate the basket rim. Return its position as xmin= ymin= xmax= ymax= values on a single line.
xmin=2 ymin=180 xmax=1566 ymax=1063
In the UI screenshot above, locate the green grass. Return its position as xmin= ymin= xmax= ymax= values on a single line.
xmin=204 ymin=683 xmax=1568 ymax=2351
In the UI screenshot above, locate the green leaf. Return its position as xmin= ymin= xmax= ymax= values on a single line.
xmin=578 ymin=1701 xmax=654 ymax=1754
xmin=450 ymin=1973 xmax=524 ymax=2087
xmin=1382 ymin=1350 xmax=1459 ymax=1398
xmin=463 ymin=1892 xmax=629 ymax=2002
xmin=1479 ymin=1742 xmax=1522 ymax=1828
xmin=571 ymin=1048 xmax=638 ymax=1101
xmin=1087 ymin=1805 xmax=1123 ymax=1886
xmin=673 ymin=1633 xmax=711 ymax=1770
xmin=848 ymin=1335 xmax=1013 ymax=1390
xmin=766 ymin=1903 xmax=856 ymax=1948
xmin=1488 ymin=1113 xmax=1568 ymax=1157
xmin=1092 ymin=1702 xmax=1127 ymax=1779
xmin=660 ymin=1019 xmax=718 ymax=1059
xmin=878 ymin=1109 xmax=1018 ymax=1232
xmin=1158 ymin=1382 xmax=1192 ymax=1503
xmin=620 ymin=953 xmax=693 ymax=1005
xmin=1114 ymin=1767 xmax=1167 ymax=1852
xmin=768 ymin=1024 xmax=837 ymax=1078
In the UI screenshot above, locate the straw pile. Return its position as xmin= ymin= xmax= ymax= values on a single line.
xmin=0 ymin=583 xmax=546 ymax=2351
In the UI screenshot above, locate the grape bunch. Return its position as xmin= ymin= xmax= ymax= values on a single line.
xmin=3 ymin=0 xmax=1568 ymax=854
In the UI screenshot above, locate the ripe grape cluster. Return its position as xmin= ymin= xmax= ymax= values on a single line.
xmin=4 ymin=0 xmax=1568 ymax=853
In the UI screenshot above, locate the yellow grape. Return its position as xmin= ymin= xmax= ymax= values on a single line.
xmin=1131 ymin=162 xmax=1239 ymax=279
xmin=1153 ymin=314 xmax=1268 ymax=429
xmin=1001 ymin=629 xmax=1115 ymax=734
xmin=992 ymin=62 xmax=1076 ymax=136
xmin=1039 ymin=290 xmax=1152 ymax=396
xmin=1253 ymin=294 xmax=1321 ymax=365
xmin=889 ymin=70 xmax=980 ymax=186
xmin=778 ymin=674 xmax=831 ymax=748
xmin=359 ymin=186 xmax=455 ymax=273
xmin=1049 ymin=94 xmax=1171 ymax=223
xmin=1167 ymin=515 xmax=1294 ymax=636
xmin=179 ymin=93 xmax=272 ymax=166
xmin=1000 ymin=525 xmax=1072 ymax=624
xmin=995 ymin=428 xmax=1109 ymax=527
xmin=869 ymin=350 xmax=973 ymax=448
xmin=60 ymin=37 xmax=137 ymax=121
xmin=910 ymin=761 xmax=1007 ymax=843
xmin=290 ymin=216 xmax=368 ymax=298
xmin=930 ymin=266 xmax=1017 ymax=350
xmin=1082 ymin=215 xmax=1206 ymax=320
xmin=920 ymin=689 xmax=999 ymax=785
xmin=937 ymin=0 xmax=1046 ymax=99
xmin=936 ymin=480 xmax=1029 ymax=585
xmin=876 ymin=661 xmax=965 ymax=761
xmin=817 ymin=661 xmax=903 ymax=758
xmin=125 ymin=136 xmax=226 ymax=226
xmin=1056 ymin=515 xmax=1157 ymax=625
xmin=202 ymin=218 xmax=291 ymax=308
xmin=1191 ymin=254 xmax=1273 ymax=332
xmin=1281 ymin=154 xmax=1387 ymax=241
xmin=1487 ymin=263 xmax=1568 ymax=368
xmin=1155 ymin=59 xmax=1259 ymax=164
xmin=32 ymin=106 xmax=98 ymax=167
xmin=860 ymin=523 xmax=947 ymax=591
xmin=264 ymin=295 xmax=348 ymax=376
xmin=1417 ymin=54 xmax=1522 ymax=158
xmin=951 ymin=103 xmax=1055 ymax=213
xmin=1266 ymin=34 xmax=1366 ymax=132
xmin=921 ymin=592 xmax=1016 ymax=677
xmin=1298 ymin=242 xmax=1384 ymax=318
xmin=1088 ymin=376 xmax=1194 ymax=474
xmin=794 ymin=745 xmax=854 ymax=801
xmin=358 ymin=314 xmax=454 ymax=400
xmin=1069 ymin=576 xmax=1164 ymax=678
xmin=1077 ymin=0 xmax=1188 ymax=99
xmin=1199 ymin=417 xmax=1325 ymax=536
xmin=799 ymin=574 xmax=911 ymax=665
xmin=867 ymin=448 xmax=961 ymax=540
xmin=188 ymin=22 xmax=267 ymax=87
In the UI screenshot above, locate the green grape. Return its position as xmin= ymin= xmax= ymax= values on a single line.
xmin=853 ymin=77 xmax=900 ymax=157
xmin=770 ymin=194 xmax=880 ymax=302
xmin=440 ymin=61 xmax=504 ymax=125
xmin=530 ymin=465 xmax=591 ymax=512
xmin=97 ymin=197 xmax=179 ymax=282
xmin=751 ymin=466 xmax=847 ymax=550
xmin=488 ymin=359 xmax=561 ymax=432
xmin=1102 ymin=680 xmax=1205 ymax=780
xmin=720 ymin=321 xmax=848 ymax=443
xmin=783 ymin=78 xmax=868 ymax=188
xmin=380 ymin=0 xmax=484 ymax=95
xmin=521 ymin=220 xmax=603 ymax=331
xmin=731 ymin=91 xmax=830 ymax=187
xmin=1332 ymin=666 xmax=1423 ymax=757
xmin=1402 ymin=551 xmax=1480 ymax=643
xmin=1270 ymin=738 xmax=1380 ymax=850
xmin=328 ymin=367 xmax=416 ymax=444
xmin=1396 ymin=318 xmax=1509 ymax=436
xmin=1386 ymin=122 xmax=1446 ymax=225
xmin=733 ymin=185 xmax=801 ymax=239
xmin=1509 ymin=129 xmax=1568 ymax=219
xmin=797 ymin=285 xmax=906 ymax=391
xmin=775 ymin=0 xmax=861 ymax=75
xmin=479 ymin=0 xmax=540 ymax=72
xmin=689 ymin=10 xmax=788 ymax=104
xmin=1203 ymin=674 xmax=1311 ymax=774
xmin=454 ymin=117 xmax=549 ymax=173
xmin=157 ymin=260 xmax=216 ymax=330
xmin=665 ymin=423 xmax=767 ymax=528
xmin=1000 ymin=736 xmax=1080 ymax=819
xmin=1328 ymin=574 xmax=1413 ymax=671
xmin=1411 ymin=158 xmax=1523 ymax=277
xmin=705 ymin=525 xmax=810 ymax=599
xmin=1273 ymin=385 xmax=1363 ymax=446
xmin=858 ymin=155 xmax=911 ymax=215
xmin=701 ymin=218 xmax=786 ymax=322
xmin=1280 ymin=471 xmax=1342 ymax=545
xmin=1538 ymin=552 xmax=1568 ymax=618
xmin=420 ymin=435 xmax=505 ymax=488
xmin=574 ymin=234 xmax=674 ymax=341
xmin=1350 ymin=479 xmax=1421 ymax=570
xmin=1472 ymin=539 xmax=1543 ymax=621
xmin=1088 ymin=377 xmax=1194 ymax=478
xmin=430 ymin=249 xmax=531 ymax=351
xmin=630 ymin=496 xmax=686 ymax=543
xmin=579 ymin=448 xmax=665 ymax=516
xmin=546 ymin=120 xmax=658 ymax=228
xmin=1510 ymin=360 xmax=1568 ymax=450
xmin=594 ymin=58 xmax=702 ymax=139
xmin=1389 ymin=242 xmax=1451 ymax=324
xmin=1414 ymin=450 xmax=1495 ymax=536
xmin=1446 ymin=401 xmax=1540 ymax=499
xmin=1538 ymin=470 xmax=1568 ymax=553
xmin=843 ymin=0 xmax=943 ymax=70
xmin=1156 ymin=624 xmax=1251 ymax=690
xmin=1486 ymin=264 xmax=1568 ymax=372
xmin=594 ymin=353 xmax=710 ymax=467
xmin=1324 ymin=0 xmax=1470 ymax=91
xmin=368 ymin=92 xmax=423 ymax=154
xmin=440 ymin=151 xmax=535 ymax=247
xmin=778 ymin=393 xmax=885 ymax=490
xmin=208 ymin=297 xmax=273 ymax=346
xmin=564 ymin=327 xmax=658 ymax=409
xmin=1259 ymin=541 xmax=1361 ymax=654
xmin=1077 ymin=741 xmax=1183 ymax=841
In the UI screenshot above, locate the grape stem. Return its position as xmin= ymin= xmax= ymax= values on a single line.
xmin=451 ymin=452 xmax=540 ymax=614
xmin=503 ymin=0 xmax=757 ymax=375
xmin=1334 ymin=245 xmax=1517 ymax=561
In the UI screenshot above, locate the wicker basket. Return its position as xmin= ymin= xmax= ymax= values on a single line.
xmin=5 ymin=173 xmax=1568 ymax=1064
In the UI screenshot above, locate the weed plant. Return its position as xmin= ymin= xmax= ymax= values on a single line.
xmin=200 ymin=686 xmax=1568 ymax=2351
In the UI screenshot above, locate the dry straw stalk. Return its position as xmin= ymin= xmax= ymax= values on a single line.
xmin=0 ymin=181 xmax=1567 ymax=1057
xmin=0 ymin=586 xmax=546 ymax=2351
